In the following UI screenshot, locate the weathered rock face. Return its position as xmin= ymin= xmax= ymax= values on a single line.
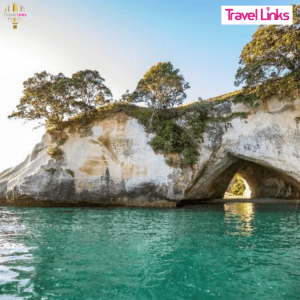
xmin=1 ymin=96 xmax=300 ymax=207
xmin=185 ymin=96 xmax=300 ymax=201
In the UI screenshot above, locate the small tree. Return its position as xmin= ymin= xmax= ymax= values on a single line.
xmin=8 ymin=70 xmax=113 ymax=129
xmin=69 ymin=70 xmax=113 ymax=112
xmin=235 ymin=4 xmax=300 ymax=87
xmin=8 ymin=71 xmax=78 ymax=129
xmin=125 ymin=62 xmax=190 ymax=128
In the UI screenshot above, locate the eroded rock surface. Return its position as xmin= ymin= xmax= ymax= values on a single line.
xmin=0 ymin=96 xmax=300 ymax=207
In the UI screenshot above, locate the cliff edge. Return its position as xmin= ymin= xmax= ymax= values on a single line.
xmin=1 ymin=96 xmax=300 ymax=207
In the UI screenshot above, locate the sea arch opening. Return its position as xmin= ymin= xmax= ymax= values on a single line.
xmin=223 ymin=173 xmax=251 ymax=199
xmin=178 ymin=154 xmax=300 ymax=207
xmin=216 ymin=156 xmax=300 ymax=200
xmin=186 ymin=154 xmax=299 ymax=198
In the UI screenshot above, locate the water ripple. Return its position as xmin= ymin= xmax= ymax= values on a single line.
xmin=0 ymin=203 xmax=299 ymax=299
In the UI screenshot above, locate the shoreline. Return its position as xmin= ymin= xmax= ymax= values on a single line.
xmin=0 ymin=197 xmax=299 ymax=209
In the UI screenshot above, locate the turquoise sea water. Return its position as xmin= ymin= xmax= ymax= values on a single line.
xmin=0 ymin=202 xmax=300 ymax=300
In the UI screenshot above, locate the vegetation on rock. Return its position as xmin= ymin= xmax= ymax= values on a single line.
xmin=47 ymin=143 xmax=63 ymax=159
xmin=8 ymin=55 xmax=270 ymax=167
xmin=205 ymin=90 xmax=243 ymax=104
xmin=8 ymin=71 xmax=77 ymax=129
xmin=8 ymin=4 xmax=300 ymax=169
xmin=9 ymin=70 xmax=112 ymax=128
xmin=66 ymin=169 xmax=75 ymax=178
xmin=235 ymin=4 xmax=300 ymax=87
xmin=8 ymin=70 xmax=113 ymax=160
xmin=67 ymin=70 xmax=113 ymax=110
xmin=232 ymin=4 xmax=300 ymax=107
xmin=150 ymin=109 xmax=206 ymax=166
xmin=229 ymin=174 xmax=246 ymax=196
xmin=123 ymin=62 xmax=190 ymax=129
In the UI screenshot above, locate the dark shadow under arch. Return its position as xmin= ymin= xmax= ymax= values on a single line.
xmin=179 ymin=154 xmax=300 ymax=206
xmin=216 ymin=158 xmax=300 ymax=199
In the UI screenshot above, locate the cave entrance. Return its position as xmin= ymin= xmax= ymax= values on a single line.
xmin=223 ymin=173 xmax=251 ymax=199
xmin=179 ymin=155 xmax=300 ymax=207
xmin=217 ymin=157 xmax=300 ymax=200
xmin=184 ymin=154 xmax=300 ymax=201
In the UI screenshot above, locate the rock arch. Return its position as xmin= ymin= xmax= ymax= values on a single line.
xmin=184 ymin=153 xmax=300 ymax=200
xmin=1 ymin=97 xmax=300 ymax=207
xmin=224 ymin=173 xmax=251 ymax=199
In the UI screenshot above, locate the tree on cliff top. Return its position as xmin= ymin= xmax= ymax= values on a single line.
xmin=69 ymin=70 xmax=113 ymax=111
xmin=8 ymin=70 xmax=113 ymax=128
xmin=123 ymin=62 xmax=190 ymax=128
xmin=8 ymin=71 xmax=75 ymax=128
xmin=235 ymin=4 xmax=300 ymax=87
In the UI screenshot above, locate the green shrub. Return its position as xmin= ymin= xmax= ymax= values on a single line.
xmin=150 ymin=110 xmax=205 ymax=166
xmin=233 ymin=93 xmax=259 ymax=107
xmin=131 ymin=109 xmax=152 ymax=127
xmin=181 ymin=147 xmax=200 ymax=167
xmin=47 ymin=143 xmax=63 ymax=159
xmin=166 ymin=158 xmax=173 ymax=166
xmin=66 ymin=169 xmax=75 ymax=178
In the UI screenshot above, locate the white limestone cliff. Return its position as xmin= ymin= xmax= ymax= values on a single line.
xmin=0 ymin=96 xmax=299 ymax=207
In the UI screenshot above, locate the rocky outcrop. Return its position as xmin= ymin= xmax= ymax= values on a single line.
xmin=185 ymin=97 xmax=300 ymax=201
xmin=1 ymin=96 xmax=300 ymax=207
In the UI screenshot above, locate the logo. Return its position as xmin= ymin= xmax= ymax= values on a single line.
xmin=4 ymin=3 xmax=27 ymax=29
xmin=222 ymin=6 xmax=293 ymax=25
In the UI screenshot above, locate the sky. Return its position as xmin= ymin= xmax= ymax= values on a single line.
xmin=0 ymin=0 xmax=293 ymax=172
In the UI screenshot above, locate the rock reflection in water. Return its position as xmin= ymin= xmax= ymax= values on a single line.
xmin=0 ymin=204 xmax=300 ymax=299
xmin=224 ymin=203 xmax=254 ymax=236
